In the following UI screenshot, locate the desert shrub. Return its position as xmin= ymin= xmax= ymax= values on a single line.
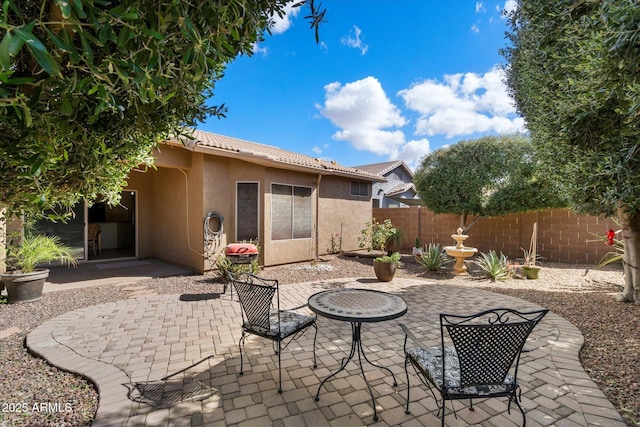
xmin=475 ymin=250 xmax=510 ymax=281
xmin=416 ymin=243 xmax=450 ymax=272
xmin=215 ymin=255 xmax=260 ymax=282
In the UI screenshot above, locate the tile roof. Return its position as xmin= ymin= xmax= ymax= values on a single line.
xmin=352 ymin=160 xmax=414 ymax=178
xmin=163 ymin=130 xmax=384 ymax=181
xmin=385 ymin=182 xmax=417 ymax=196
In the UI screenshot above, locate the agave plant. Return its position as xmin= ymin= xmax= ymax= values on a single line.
xmin=475 ymin=250 xmax=510 ymax=281
xmin=415 ymin=243 xmax=450 ymax=272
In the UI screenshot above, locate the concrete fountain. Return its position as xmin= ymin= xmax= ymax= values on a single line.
xmin=444 ymin=227 xmax=478 ymax=275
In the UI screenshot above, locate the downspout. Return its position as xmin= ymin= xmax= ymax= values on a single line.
xmin=316 ymin=174 xmax=322 ymax=260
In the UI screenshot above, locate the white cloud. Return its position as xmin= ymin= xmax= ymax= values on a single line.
xmin=470 ymin=23 xmax=480 ymax=33
xmin=398 ymin=66 xmax=524 ymax=139
xmin=503 ymin=0 xmax=518 ymax=16
xmin=269 ymin=2 xmax=301 ymax=34
xmin=252 ymin=43 xmax=268 ymax=56
xmin=318 ymin=77 xmax=408 ymax=157
xmin=312 ymin=146 xmax=322 ymax=154
xmin=317 ymin=77 xmax=432 ymax=168
xmin=475 ymin=2 xmax=486 ymax=13
xmin=393 ymin=139 xmax=431 ymax=171
xmin=341 ymin=25 xmax=369 ymax=55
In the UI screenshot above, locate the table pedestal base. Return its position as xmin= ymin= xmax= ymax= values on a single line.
xmin=315 ymin=322 xmax=398 ymax=421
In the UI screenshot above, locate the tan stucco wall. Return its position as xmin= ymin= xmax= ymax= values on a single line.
xmin=318 ymin=175 xmax=372 ymax=255
xmin=125 ymin=146 xmax=374 ymax=271
xmin=126 ymin=153 xmax=206 ymax=272
xmin=200 ymin=157 xmax=321 ymax=267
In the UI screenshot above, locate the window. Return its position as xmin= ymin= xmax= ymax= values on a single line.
xmin=271 ymin=184 xmax=312 ymax=240
xmin=237 ymin=182 xmax=259 ymax=241
xmin=351 ymin=180 xmax=369 ymax=197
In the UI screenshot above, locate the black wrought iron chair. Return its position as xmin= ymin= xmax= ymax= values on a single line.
xmin=229 ymin=273 xmax=318 ymax=393
xmin=401 ymin=307 xmax=548 ymax=427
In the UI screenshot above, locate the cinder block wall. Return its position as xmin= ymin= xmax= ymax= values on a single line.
xmin=373 ymin=207 xmax=613 ymax=265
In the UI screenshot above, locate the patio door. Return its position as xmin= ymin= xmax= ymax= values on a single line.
xmin=87 ymin=191 xmax=136 ymax=260
xmin=33 ymin=200 xmax=86 ymax=260
xmin=32 ymin=191 xmax=137 ymax=262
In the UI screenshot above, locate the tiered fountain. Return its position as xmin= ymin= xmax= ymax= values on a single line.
xmin=444 ymin=228 xmax=478 ymax=275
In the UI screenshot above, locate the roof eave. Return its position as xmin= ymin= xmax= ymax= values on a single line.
xmin=163 ymin=140 xmax=384 ymax=182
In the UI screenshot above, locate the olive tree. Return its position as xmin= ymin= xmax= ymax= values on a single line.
xmin=503 ymin=0 xmax=640 ymax=302
xmin=0 ymin=0 xmax=323 ymax=220
xmin=414 ymin=135 xmax=567 ymax=232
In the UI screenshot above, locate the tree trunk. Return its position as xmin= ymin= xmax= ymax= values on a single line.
xmin=617 ymin=206 xmax=640 ymax=303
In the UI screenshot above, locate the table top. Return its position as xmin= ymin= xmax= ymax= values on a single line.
xmin=308 ymin=289 xmax=407 ymax=323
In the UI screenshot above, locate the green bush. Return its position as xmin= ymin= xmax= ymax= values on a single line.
xmin=374 ymin=251 xmax=403 ymax=265
xmin=416 ymin=243 xmax=450 ymax=272
xmin=215 ymin=255 xmax=260 ymax=282
xmin=6 ymin=234 xmax=77 ymax=273
xmin=475 ymin=250 xmax=510 ymax=281
xmin=358 ymin=218 xmax=397 ymax=252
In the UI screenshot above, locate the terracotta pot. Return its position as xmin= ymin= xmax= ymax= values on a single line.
xmin=373 ymin=260 xmax=397 ymax=282
xmin=0 ymin=269 xmax=49 ymax=304
xmin=522 ymin=265 xmax=541 ymax=280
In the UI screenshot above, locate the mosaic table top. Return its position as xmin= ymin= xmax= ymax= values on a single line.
xmin=308 ymin=288 xmax=407 ymax=323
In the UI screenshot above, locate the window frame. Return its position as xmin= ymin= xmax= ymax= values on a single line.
xmin=350 ymin=180 xmax=370 ymax=197
xmin=236 ymin=181 xmax=260 ymax=242
xmin=270 ymin=182 xmax=313 ymax=241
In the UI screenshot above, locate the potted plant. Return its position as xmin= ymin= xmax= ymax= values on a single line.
xmin=1 ymin=234 xmax=77 ymax=303
xmin=358 ymin=218 xmax=397 ymax=254
xmin=521 ymin=222 xmax=541 ymax=279
xmin=412 ymin=237 xmax=423 ymax=256
xmin=373 ymin=252 xmax=402 ymax=282
xmin=359 ymin=219 xmax=402 ymax=281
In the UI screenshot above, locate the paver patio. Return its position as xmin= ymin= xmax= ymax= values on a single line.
xmin=27 ymin=277 xmax=626 ymax=426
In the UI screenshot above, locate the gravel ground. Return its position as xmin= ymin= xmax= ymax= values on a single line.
xmin=0 ymin=253 xmax=638 ymax=427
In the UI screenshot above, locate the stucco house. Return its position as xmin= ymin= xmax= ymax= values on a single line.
xmin=24 ymin=130 xmax=384 ymax=273
xmin=353 ymin=160 xmax=421 ymax=208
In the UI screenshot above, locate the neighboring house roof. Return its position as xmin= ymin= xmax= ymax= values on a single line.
xmin=385 ymin=183 xmax=417 ymax=197
xmin=352 ymin=160 xmax=414 ymax=179
xmin=163 ymin=129 xmax=384 ymax=182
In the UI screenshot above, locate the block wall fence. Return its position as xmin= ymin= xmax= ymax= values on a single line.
xmin=373 ymin=207 xmax=615 ymax=265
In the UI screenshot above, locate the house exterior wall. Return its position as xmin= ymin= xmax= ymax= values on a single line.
xmin=126 ymin=150 xmax=205 ymax=272
xmin=319 ymin=176 xmax=373 ymax=256
xmin=372 ymin=165 xmax=415 ymax=208
xmin=121 ymin=145 xmax=378 ymax=271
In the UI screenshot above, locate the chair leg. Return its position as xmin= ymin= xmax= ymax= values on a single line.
xmin=238 ymin=333 xmax=245 ymax=375
xmin=277 ymin=340 xmax=282 ymax=393
xmin=312 ymin=324 xmax=318 ymax=369
xmin=512 ymin=391 xmax=527 ymax=427
xmin=469 ymin=398 xmax=474 ymax=411
xmin=404 ymin=356 xmax=411 ymax=414
xmin=441 ymin=402 xmax=446 ymax=427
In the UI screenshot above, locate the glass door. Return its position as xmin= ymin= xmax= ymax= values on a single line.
xmin=33 ymin=201 xmax=86 ymax=260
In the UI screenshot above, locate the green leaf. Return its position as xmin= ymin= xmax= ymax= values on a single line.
xmin=61 ymin=98 xmax=73 ymax=116
xmin=14 ymin=26 xmax=61 ymax=76
xmin=141 ymin=28 xmax=165 ymax=40
xmin=54 ymin=0 xmax=71 ymax=19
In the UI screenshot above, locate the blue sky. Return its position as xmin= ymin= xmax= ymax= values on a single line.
xmin=199 ymin=0 xmax=521 ymax=171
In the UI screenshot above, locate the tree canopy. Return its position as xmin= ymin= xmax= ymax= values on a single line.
xmin=413 ymin=135 xmax=567 ymax=231
xmin=0 ymin=0 xmax=321 ymax=220
xmin=503 ymin=0 xmax=640 ymax=302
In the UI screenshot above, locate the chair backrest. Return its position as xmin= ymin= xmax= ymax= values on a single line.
xmin=88 ymin=223 xmax=101 ymax=239
xmin=230 ymin=273 xmax=279 ymax=331
xmin=440 ymin=308 xmax=548 ymax=388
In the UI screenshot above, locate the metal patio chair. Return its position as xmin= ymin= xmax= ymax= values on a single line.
xmin=229 ymin=273 xmax=318 ymax=393
xmin=401 ymin=307 xmax=548 ymax=426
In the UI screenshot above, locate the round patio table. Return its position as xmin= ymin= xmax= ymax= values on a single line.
xmin=308 ymin=288 xmax=408 ymax=421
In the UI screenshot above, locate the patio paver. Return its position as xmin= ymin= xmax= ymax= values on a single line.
xmin=26 ymin=278 xmax=626 ymax=426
